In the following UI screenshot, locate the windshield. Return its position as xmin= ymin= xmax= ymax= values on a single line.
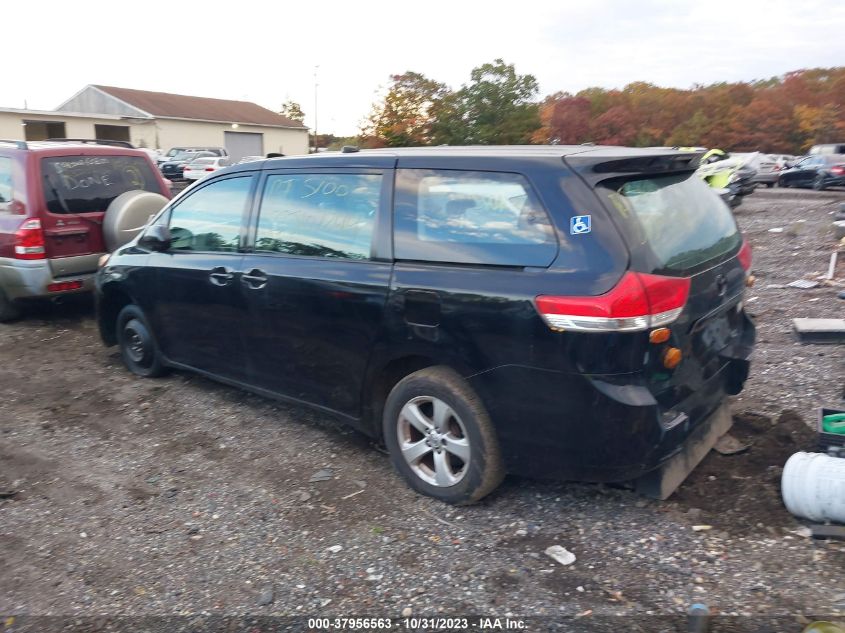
xmin=41 ymin=155 xmax=161 ymax=214
xmin=599 ymin=173 xmax=741 ymax=273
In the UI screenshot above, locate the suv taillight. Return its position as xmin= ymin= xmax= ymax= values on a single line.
xmin=535 ymin=272 xmax=690 ymax=333
xmin=14 ymin=218 xmax=46 ymax=260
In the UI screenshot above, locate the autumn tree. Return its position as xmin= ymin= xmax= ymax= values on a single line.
xmin=362 ymin=72 xmax=450 ymax=146
xmin=532 ymin=93 xmax=592 ymax=144
xmin=279 ymin=100 xmax=305 ymax=122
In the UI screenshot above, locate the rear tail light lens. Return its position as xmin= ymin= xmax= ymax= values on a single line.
xmin=204 ymin=167 xmax=214 ymax=171
xmin=831 ymin=166 xmax=844 ymax=175
xmin=14 ymin=218 xmax=46 ymax=260
xmin=535 ymin=272 xmax=690 ymax=333
xmin=737 ymin=239 xmax=752 ymax=272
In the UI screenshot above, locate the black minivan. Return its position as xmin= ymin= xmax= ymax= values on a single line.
xmin=96 ymin=146 xmax=755 ymax=504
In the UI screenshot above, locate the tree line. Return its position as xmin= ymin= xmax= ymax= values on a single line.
xmin=340 ymin=61 xmax=844 ymax=154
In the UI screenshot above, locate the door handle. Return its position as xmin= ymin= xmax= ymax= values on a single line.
xmin=209 ymin=266 xmax=234 ymax=286
xmin=242 ymin=268 xmax=268 ymax=290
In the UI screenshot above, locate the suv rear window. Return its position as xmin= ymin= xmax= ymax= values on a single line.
xmin=41 ymin=155 xmax=160 ymax=214
xmin=600 ymin=173 xmax=741 ymax=273
xmin=394 ymin=169 xmax=557 ymax=266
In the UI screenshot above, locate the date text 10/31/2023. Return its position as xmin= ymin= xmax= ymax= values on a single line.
xmin=306 ymin=617 xmax=527 ymax=630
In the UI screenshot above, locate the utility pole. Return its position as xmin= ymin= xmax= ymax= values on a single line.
xmin=313 ymin=65 xmax=319 ymax=153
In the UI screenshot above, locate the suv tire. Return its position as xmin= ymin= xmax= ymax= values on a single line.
xmin=117 ymin=305 xmax=167 ymax=377
xmin=0 ymin=287 xmax=21 ymax=322
xmin=383 ymin=366 xmax=504 ymax=504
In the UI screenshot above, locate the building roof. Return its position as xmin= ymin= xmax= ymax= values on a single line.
xmin=91 ymin=85 xmax=307 ymax=129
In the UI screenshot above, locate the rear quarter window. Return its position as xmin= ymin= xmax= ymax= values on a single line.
xmin=0 ymin=157 xmax=12 ymax=213
xmin=41 ymin=155 xmax=161 ymax=214
xmin=394 ymin=169 xmax=558 ymax=266
xmin=598 ymin=173 xmax=741 ymax=274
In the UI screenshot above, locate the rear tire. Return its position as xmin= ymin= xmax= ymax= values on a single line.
xmin=765 ymin=182 xmax=774 ymax=188
xmin=0 ymin=287 xmax=21 ymax=322
xmin=117 ymin=305 xmax=167 ymax=377
xmin=382 ymin=366 xmax=505 ymax=505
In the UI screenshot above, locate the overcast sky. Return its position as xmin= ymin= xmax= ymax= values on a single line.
xmin=2 ymin=0 xmax=843 ymax=136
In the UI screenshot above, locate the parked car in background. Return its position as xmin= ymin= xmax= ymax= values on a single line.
xmin=0 ymin=139 xmax=171 ymax=321
xmin=96 ymin=146 xmax=755 ymax=504
xmin=695 ymin=149 xmax=757 ymax=207
xmin=159 ymin=151 xmax=216 ymax=180
xmin=744 ymin=153 xmax=783 ymax=187
xmin=159 ymin=146 xmax=227 ymax=165
xmin=183 ymin=156 xmax=232 ymax=180
xmin=809 ymin=143 xmax=845 ymax=156
xmin=236 ymin=155 xmax=264 ymax=165
xmin=778 ymin=154 xmax=845 ymax=190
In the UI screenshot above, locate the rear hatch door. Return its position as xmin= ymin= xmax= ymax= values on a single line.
xmin=567 ymin=151 xmax=752 ymax=415
xmin=38 ymin=152 xmax=163 ymax=265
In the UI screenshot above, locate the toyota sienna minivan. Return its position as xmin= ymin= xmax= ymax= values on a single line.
xmin=96 ymin=146 xmax=755 ymax=504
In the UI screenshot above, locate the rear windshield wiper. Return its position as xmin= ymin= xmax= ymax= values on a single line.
xmin=43 ymin=173 xmax=102 ymax=226
xmin=43 ymin=173 xmax=71 ymax=214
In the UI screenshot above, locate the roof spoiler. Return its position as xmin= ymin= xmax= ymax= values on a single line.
xmin=46 ymin=138 xmax=135 ymax=149
xmin=564 ymin=150 xmax=704 ymax=185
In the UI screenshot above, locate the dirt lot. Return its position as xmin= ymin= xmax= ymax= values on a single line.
xmin=1 ymin=187 xmax=844 ymax=626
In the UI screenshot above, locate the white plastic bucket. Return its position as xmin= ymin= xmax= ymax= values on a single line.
xmin=782 ymin=452 xmax=845 ymax=523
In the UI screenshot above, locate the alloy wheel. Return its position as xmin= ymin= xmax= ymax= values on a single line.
xmin=397 ymin=396 xmax=470 ymax=487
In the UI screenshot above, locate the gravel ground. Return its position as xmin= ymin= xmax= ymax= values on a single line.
xmin=1 ymin=187 xmax=844 ymax=628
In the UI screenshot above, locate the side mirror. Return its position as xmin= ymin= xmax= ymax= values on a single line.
xmin=138 ymin=224 xmax=171 ymax=252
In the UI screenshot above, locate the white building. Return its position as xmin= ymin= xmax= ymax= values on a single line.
xmin=0 ymin=85 xmax=309 ymax=160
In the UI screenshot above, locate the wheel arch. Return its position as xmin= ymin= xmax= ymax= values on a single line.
xmin=362 ymin=349 xmax=477 ymax=440
xmin=97 ymin=285 xmax=135 ymax=346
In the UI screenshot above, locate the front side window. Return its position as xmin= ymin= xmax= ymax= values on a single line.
xmin=168 ymin=176 xmax=252 ymax=252
xmin=41 ymin=155 xmax=161 ymax=214
xmin=255 ymin=173 xmax=382 ymax=260
xmin=394 ymin=169 xmax=557 ymax=266
xmin=0 ymin=157 xmax=12 ymax=213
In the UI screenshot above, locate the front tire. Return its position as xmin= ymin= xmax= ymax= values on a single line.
xmin=382 ymin=366 xmax=504 ymax=505
xmin=117 ymin=305 xmax=166 ymax=377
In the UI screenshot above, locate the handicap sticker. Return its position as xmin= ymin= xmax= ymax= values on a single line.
xmin=570 ymin=215 xmax=591 ymax=235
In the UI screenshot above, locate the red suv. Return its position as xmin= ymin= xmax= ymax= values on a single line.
xmin=0 ymin=139 xmax=171 ymax=320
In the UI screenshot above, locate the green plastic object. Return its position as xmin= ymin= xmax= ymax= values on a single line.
xmin=822 ymin=413 xmax=845 ymax=434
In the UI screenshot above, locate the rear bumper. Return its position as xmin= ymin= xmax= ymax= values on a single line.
xmin=0 ymin=256 xmax=97 ymax=300
xmin=468 ymin=357 xmax=750 ymax=485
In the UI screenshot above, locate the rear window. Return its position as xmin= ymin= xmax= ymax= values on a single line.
xmin=41 ymin=155 xmax=161 ymax=214
xmin=599 ymin=173 xmax=741 ymax=273
xmin=394 ymin=169 xmax=558 ymax=266
xmin=190 ymin=158 xmax=215 ymax=166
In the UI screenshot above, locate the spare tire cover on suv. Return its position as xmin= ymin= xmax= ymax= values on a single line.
xmin=103 ymin=190 xmax=169 ymax=251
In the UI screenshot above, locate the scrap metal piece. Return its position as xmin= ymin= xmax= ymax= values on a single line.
xmin=793 ymin=318 xmax=845 ymax=344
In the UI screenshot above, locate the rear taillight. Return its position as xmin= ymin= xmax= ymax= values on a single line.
xmin=535 ymin=272 xmax=690 ymax=333
xmin=14 ymin=218 xmax=46 ymax=260
xmin=737 ymin=239 xmax=752 ymax=272
xmin=204 ymin=167 xmax=214 ymax=171
xmin=831 ymin=166 xmax=844 ymax=175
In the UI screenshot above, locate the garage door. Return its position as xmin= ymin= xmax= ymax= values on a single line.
xmin=224 ymin=131 xmax=263 ymax=163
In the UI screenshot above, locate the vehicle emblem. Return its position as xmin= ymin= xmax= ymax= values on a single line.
xmin=570 ymin=215 xmax=591 ymax=235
